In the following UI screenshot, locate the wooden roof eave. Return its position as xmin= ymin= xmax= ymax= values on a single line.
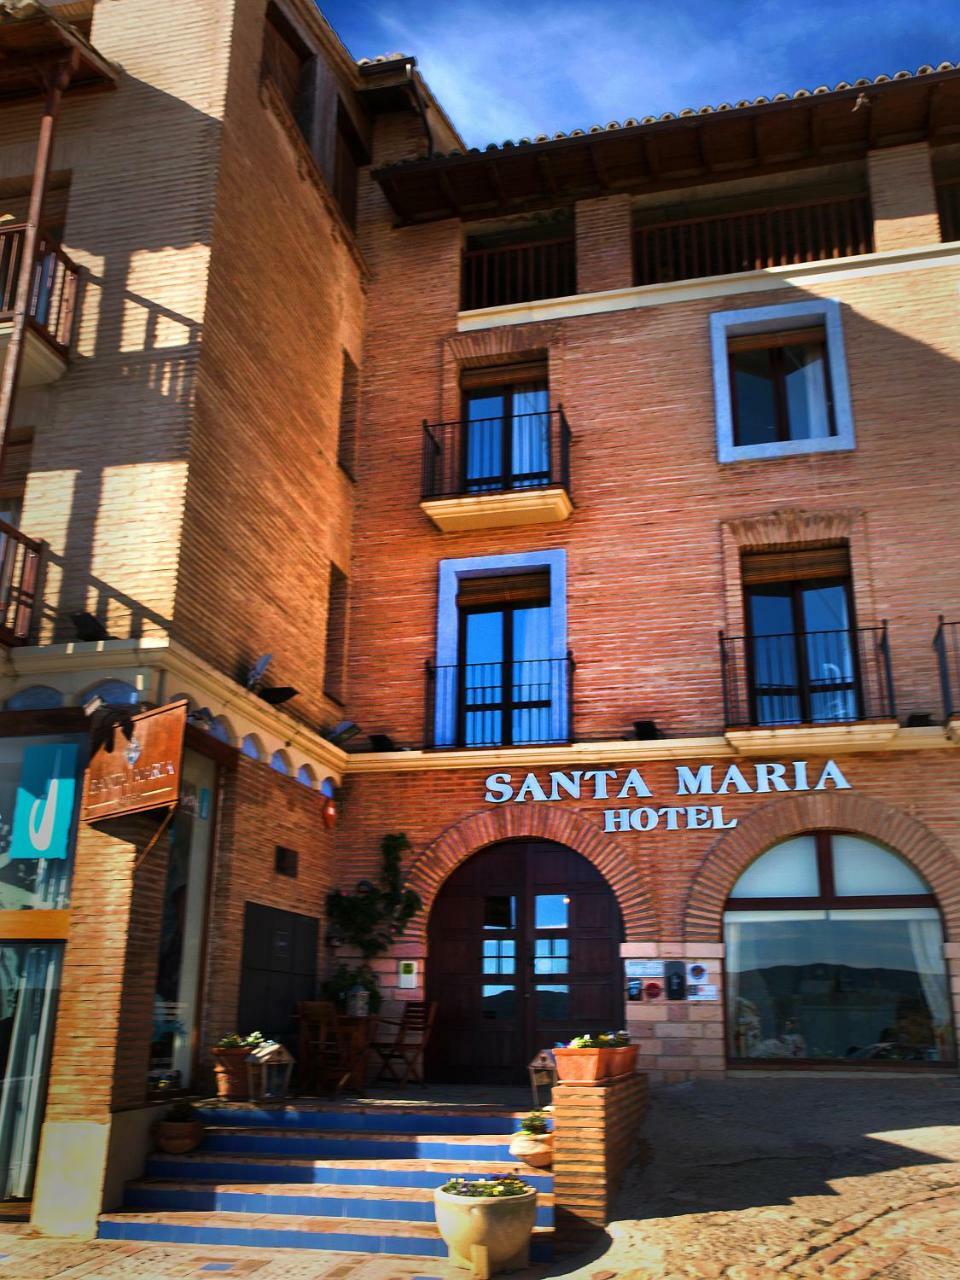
xmin=373 ymin=67 xmax=960 ymax=224
xmin=0 ymin=6 xmax=117 ymax=103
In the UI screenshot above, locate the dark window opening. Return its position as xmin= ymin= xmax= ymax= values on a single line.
xmin=462 ymin=213 xmax=575 ymax=309
xmin=323 ymin=563 xmax=349 ymax=704
xmin=337 ymin=351 xmax=359 ymax=478
xmin=334 ymin=103 xmax=367 ymax=231
xmin=743 ymin=544 xmax=858 ymax=726
xmin=262 ymin=3 xmax=315 ymax=145
xmin=729 ymin=328 xmax=836 ymax=448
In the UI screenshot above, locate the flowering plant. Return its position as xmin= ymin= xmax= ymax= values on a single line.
xmin=215 ymin=1031 xmax=267 ymax=1050
xmin=561 ymin=1030 xmax=630 ymax=1049
xmin=441 ymin=1176 xmax=532 ymax=1198
xmin=517 ymin=1109 xmax=550 ymax=1135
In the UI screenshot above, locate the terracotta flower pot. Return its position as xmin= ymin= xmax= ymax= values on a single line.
xmin=212 ymin=1046 xmax=250 ymax=1100
xmin=434 ymin=1185 xmax=538 ymax=1277
xmin=552 ymin=1046 xmax=607 ymax=1083
xmin=610 ymin=1044 xmax=638 ymax=1076
xmin=508 ymin=1129 xmax=553 ymax=1169
xmin=153 ymin=1119 xmax=203 ymax=1155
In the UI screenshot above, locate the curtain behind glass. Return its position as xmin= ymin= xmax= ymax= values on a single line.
xmin=510 ymin=385 xmax=549 ymax=487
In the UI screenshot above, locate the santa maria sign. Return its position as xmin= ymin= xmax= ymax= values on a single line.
xmin=483 ymin=759 xmax=851 ymax=833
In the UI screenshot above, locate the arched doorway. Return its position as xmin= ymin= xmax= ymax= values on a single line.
xmin=427 ymin=839 xmax=624 ymax=1084
xmin=724 ymin=832 xmax=956 ymax=1067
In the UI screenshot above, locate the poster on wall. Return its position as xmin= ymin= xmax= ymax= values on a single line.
xmin=9 ymin=742 xmax=80 ymax=860
xmin=81 ymin=701 xmax=188 ymax=823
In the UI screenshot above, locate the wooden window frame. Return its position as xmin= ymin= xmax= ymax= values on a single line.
xmin=728 ymin=328 xmax=837 ymax=448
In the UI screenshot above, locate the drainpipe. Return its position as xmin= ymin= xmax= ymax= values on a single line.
xmin=0 ymin=50 xmax=76 ymax=479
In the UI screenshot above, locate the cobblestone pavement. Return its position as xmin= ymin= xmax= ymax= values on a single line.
xmin=0 ymin=1078 xmax=957 ymax=1278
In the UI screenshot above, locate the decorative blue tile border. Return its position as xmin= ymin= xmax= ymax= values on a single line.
xmin=710 ymin=298 xmax=855 ymax=463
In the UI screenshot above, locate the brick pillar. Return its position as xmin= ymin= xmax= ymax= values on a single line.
xmin=552 ymin=1072 xmax=649 ymax=1245
xmin=32 ymin=815 xmax=169 ymax=1237
xmin=575 ymin=194 xmax=634 ymax=294
xmin=867 ymin=143 xmax=941 ymax=252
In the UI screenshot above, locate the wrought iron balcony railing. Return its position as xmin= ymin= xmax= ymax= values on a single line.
xmin=933 ymin=617 xmax=960 ymax=719
xmin=421 ymin=407 xmax=571 ymax=502
xmin=462 ymin=236 xmax=576 ymax=310
xmin=634 ymin=193 xmax=874 ymax=287
xmin=0 ymin=519 xmax=44 ymax=646
xmin=424 ymin=653 xmax=575 ymax=749
xmin=0 ymin=224 xmax=79 ymax=354
xmin=719 ymin=624 xmax=895 ymax=729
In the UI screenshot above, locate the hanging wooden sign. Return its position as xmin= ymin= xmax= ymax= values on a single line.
xmin=81 ymin=700 xmax=188 ymax=823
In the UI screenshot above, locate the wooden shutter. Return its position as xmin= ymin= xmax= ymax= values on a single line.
xmin=460 ymin=360 xmax=548 ymax=391
xmin=457 ymin=571 xmax=550 ymax=607
xmin=742 ymin=544 xmax=850 ymax=586
xmin=727 ymin=326 xmax=826 ymax=353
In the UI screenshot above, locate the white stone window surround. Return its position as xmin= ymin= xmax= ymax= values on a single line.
xmin=710 ymin=298 xmax=855 ymax=464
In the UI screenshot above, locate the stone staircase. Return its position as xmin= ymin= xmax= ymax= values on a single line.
xmin=98 ymin=1102 xmax=554 ymax=1261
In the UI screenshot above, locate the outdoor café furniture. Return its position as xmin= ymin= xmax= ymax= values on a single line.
xmin=370 ymin=1000 xmax=437 ymax=1084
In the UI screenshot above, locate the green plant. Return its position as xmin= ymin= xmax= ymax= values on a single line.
xmin=215 ymin=1031 xmax=266 ymax=1050
xmin=326 ymin=834 xmax=422 ymax=959
xmin=163 ymin=1101 xmax=200 ymax=1123
xmin=518 ymin=1110 xmax=549 ymax=1135
xmin=321 ymin=962 xmax=383 ymax=1013
xmin=565 ymin=1034 xmax=603 ymax=1049
xmin=441 ymin=1176 xmax=532 ymax=1198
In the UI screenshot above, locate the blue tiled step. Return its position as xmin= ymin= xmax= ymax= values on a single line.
xmin=145 ymin=1151 xmax=553 ymax=1191
xmin=197 ymin=1106 xmax=527 ymax=1136
xmin=123 ymin=1180 xmax=554 ymax=1227
xmin=200 ymin=1126 xmax=514 ymax=1162
xmin=98 ymin=1211 xmax=554 ymax=1261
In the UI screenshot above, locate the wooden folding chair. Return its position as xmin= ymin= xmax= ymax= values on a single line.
xmin=370 ymin=1000 xmax=437 ymax=1084
xmin=296 ymin=1000 xmax=353 ymax=1095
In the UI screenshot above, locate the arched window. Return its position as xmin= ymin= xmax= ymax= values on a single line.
xmin=241 ymin=735 xmax=263 ymax=761
xmin=5 ymin=685 xmax=63 ymax=711
xmin=270 ymin=750 xmax=290 ymax=775
xmin=81 ymin=678 xmax=138 ymax=707
xmin=724 ymin=833 xmax=955 ymax=1066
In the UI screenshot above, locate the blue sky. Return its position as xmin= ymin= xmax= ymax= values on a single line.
xmin=319 ymin=0 xmax=959 ymax=149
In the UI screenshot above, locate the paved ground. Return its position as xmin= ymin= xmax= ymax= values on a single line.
xmin=0 ymin=1078 xmax=957 ymax=1278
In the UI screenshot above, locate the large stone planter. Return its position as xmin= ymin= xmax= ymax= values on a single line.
xmin=508 ymin=1129 xmax=553 ymax=1169
xmin=434 ymin=1185 xmax=538 ymax=1278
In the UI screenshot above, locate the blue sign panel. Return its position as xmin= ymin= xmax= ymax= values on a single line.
xmin=9 ymin=743 xmax=79 ymax=861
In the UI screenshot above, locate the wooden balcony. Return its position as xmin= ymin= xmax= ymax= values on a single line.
xmin=634 ymin=193 xmax=874 ymax=287
xmin=0 ymin=224 xmax=79 ymax=385
xmin=462 ymin=236 xmax=575 ymax=310
xmin=0 ymin=519 xmax=44 ymax=647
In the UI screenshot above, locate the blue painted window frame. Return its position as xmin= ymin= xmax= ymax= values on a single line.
xmin=710 ymin=299 xmax=855 ymax=464
xmin=435 ymin=549 xmax=568 ymax=748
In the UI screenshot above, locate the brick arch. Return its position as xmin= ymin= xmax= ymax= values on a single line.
xmin=405 ymin=807 xmax=656 ymax=942
xmin=684 ymin=790 xmax=960 ymax=941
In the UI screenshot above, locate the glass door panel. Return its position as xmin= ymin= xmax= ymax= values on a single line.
xmin=747 ymin=588 xmax=800 ymax=725
xmin=464 ymin=393 xmax=505 ymax=492
xmin=512 ymin=605 xmax=551 ymax=744
xmin=510 ymin=384 xmax=550 ymax=487
xmin=800 ymin=583 xmax=857 ymax=722
xmin=462 ymin=611 xmax=504 ymax=747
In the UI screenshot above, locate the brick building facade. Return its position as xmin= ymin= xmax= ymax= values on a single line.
xmin=0 ymin=0 xmax=959 ymax=1241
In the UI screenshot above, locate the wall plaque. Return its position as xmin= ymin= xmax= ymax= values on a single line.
xmin=81 ymin=700 xmax=187 ymax=823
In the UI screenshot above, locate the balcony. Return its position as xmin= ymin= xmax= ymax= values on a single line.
xmin=720 ymin=623 xmax=898 ymax=753
xmin=0 ymin=519 xmax=44 ymax=646
xmin=425 ymin=653 xmax=574 ymax=750
xmin=634 ymin=193 xmax=874 ymax=287
xmin=937 ymin=179 xmax=960 ymax=243
xmin=420 ymin=407 xmax=572 ymax=532
xmin=934 ymin=618 xmax=960 ymax=736
xmin=461 ymin=235 xmax=576 ymax=311
xmin=0 ymin=225 xmax=78 ymax=385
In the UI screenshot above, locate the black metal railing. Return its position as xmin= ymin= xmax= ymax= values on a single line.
xmin=937 ymin=179 xmax=960 ymax=243
xmin=424 ymin=652 xmax=575 ymax=748
xmin=421 ymin=407 xmax=571 ymax=501
xmin=0 ymin=519 xmax=44 ymax=646
xmin=0 ymin=224 xmax=79 ymax=354
xmin=719 ymin=624 xmax=895 ymax=728
xmin=634 ymin=193 xmax=874 ymax=286
xmin=933 ymin=617 xmax=960 ymax=719
xmin=462 ymin=236 xmax=576 ymax=310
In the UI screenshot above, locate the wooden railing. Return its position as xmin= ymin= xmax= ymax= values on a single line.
xmin=0 ymin=224 xmax=79 ymax=354
xmin=936 ymin=179 xmax=960 ymax=243
xmin=634 ymin=193 xmax=874 ymax=286
xmin=462 ymin=236 xmax=576 ymax=310
xmin=0 ymin=519 xmax=44 ymax=646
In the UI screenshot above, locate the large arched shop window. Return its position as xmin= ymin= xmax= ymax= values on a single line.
xmin=724 ymin=833 xmax=956 ymax=1066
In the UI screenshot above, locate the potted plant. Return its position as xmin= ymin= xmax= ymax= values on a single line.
xmin=508 ymin=1109 xmax=553 ymax=1169
xmin=153 ymin=1101 xmax=204 ymax=1154
xmin=553 ymin=1034 xmax=611 ymax=1083
xmin=211 ymin=1031 xmax=265 ymax=1100
xmin=610 ymin=1029 xmax=637 ymax=1076
xmin=434 ymin=1175 xmax=538 ymax=1277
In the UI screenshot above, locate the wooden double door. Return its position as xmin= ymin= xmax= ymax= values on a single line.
xmin=426 ymin=840 xmax=623 ymax=1084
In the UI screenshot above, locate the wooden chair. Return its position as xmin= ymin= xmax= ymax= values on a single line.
xmin=296 ymin=1001 xmax=353 ymax=1095
xmin=370 ymin=1001 xmax=437 ymax=1084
